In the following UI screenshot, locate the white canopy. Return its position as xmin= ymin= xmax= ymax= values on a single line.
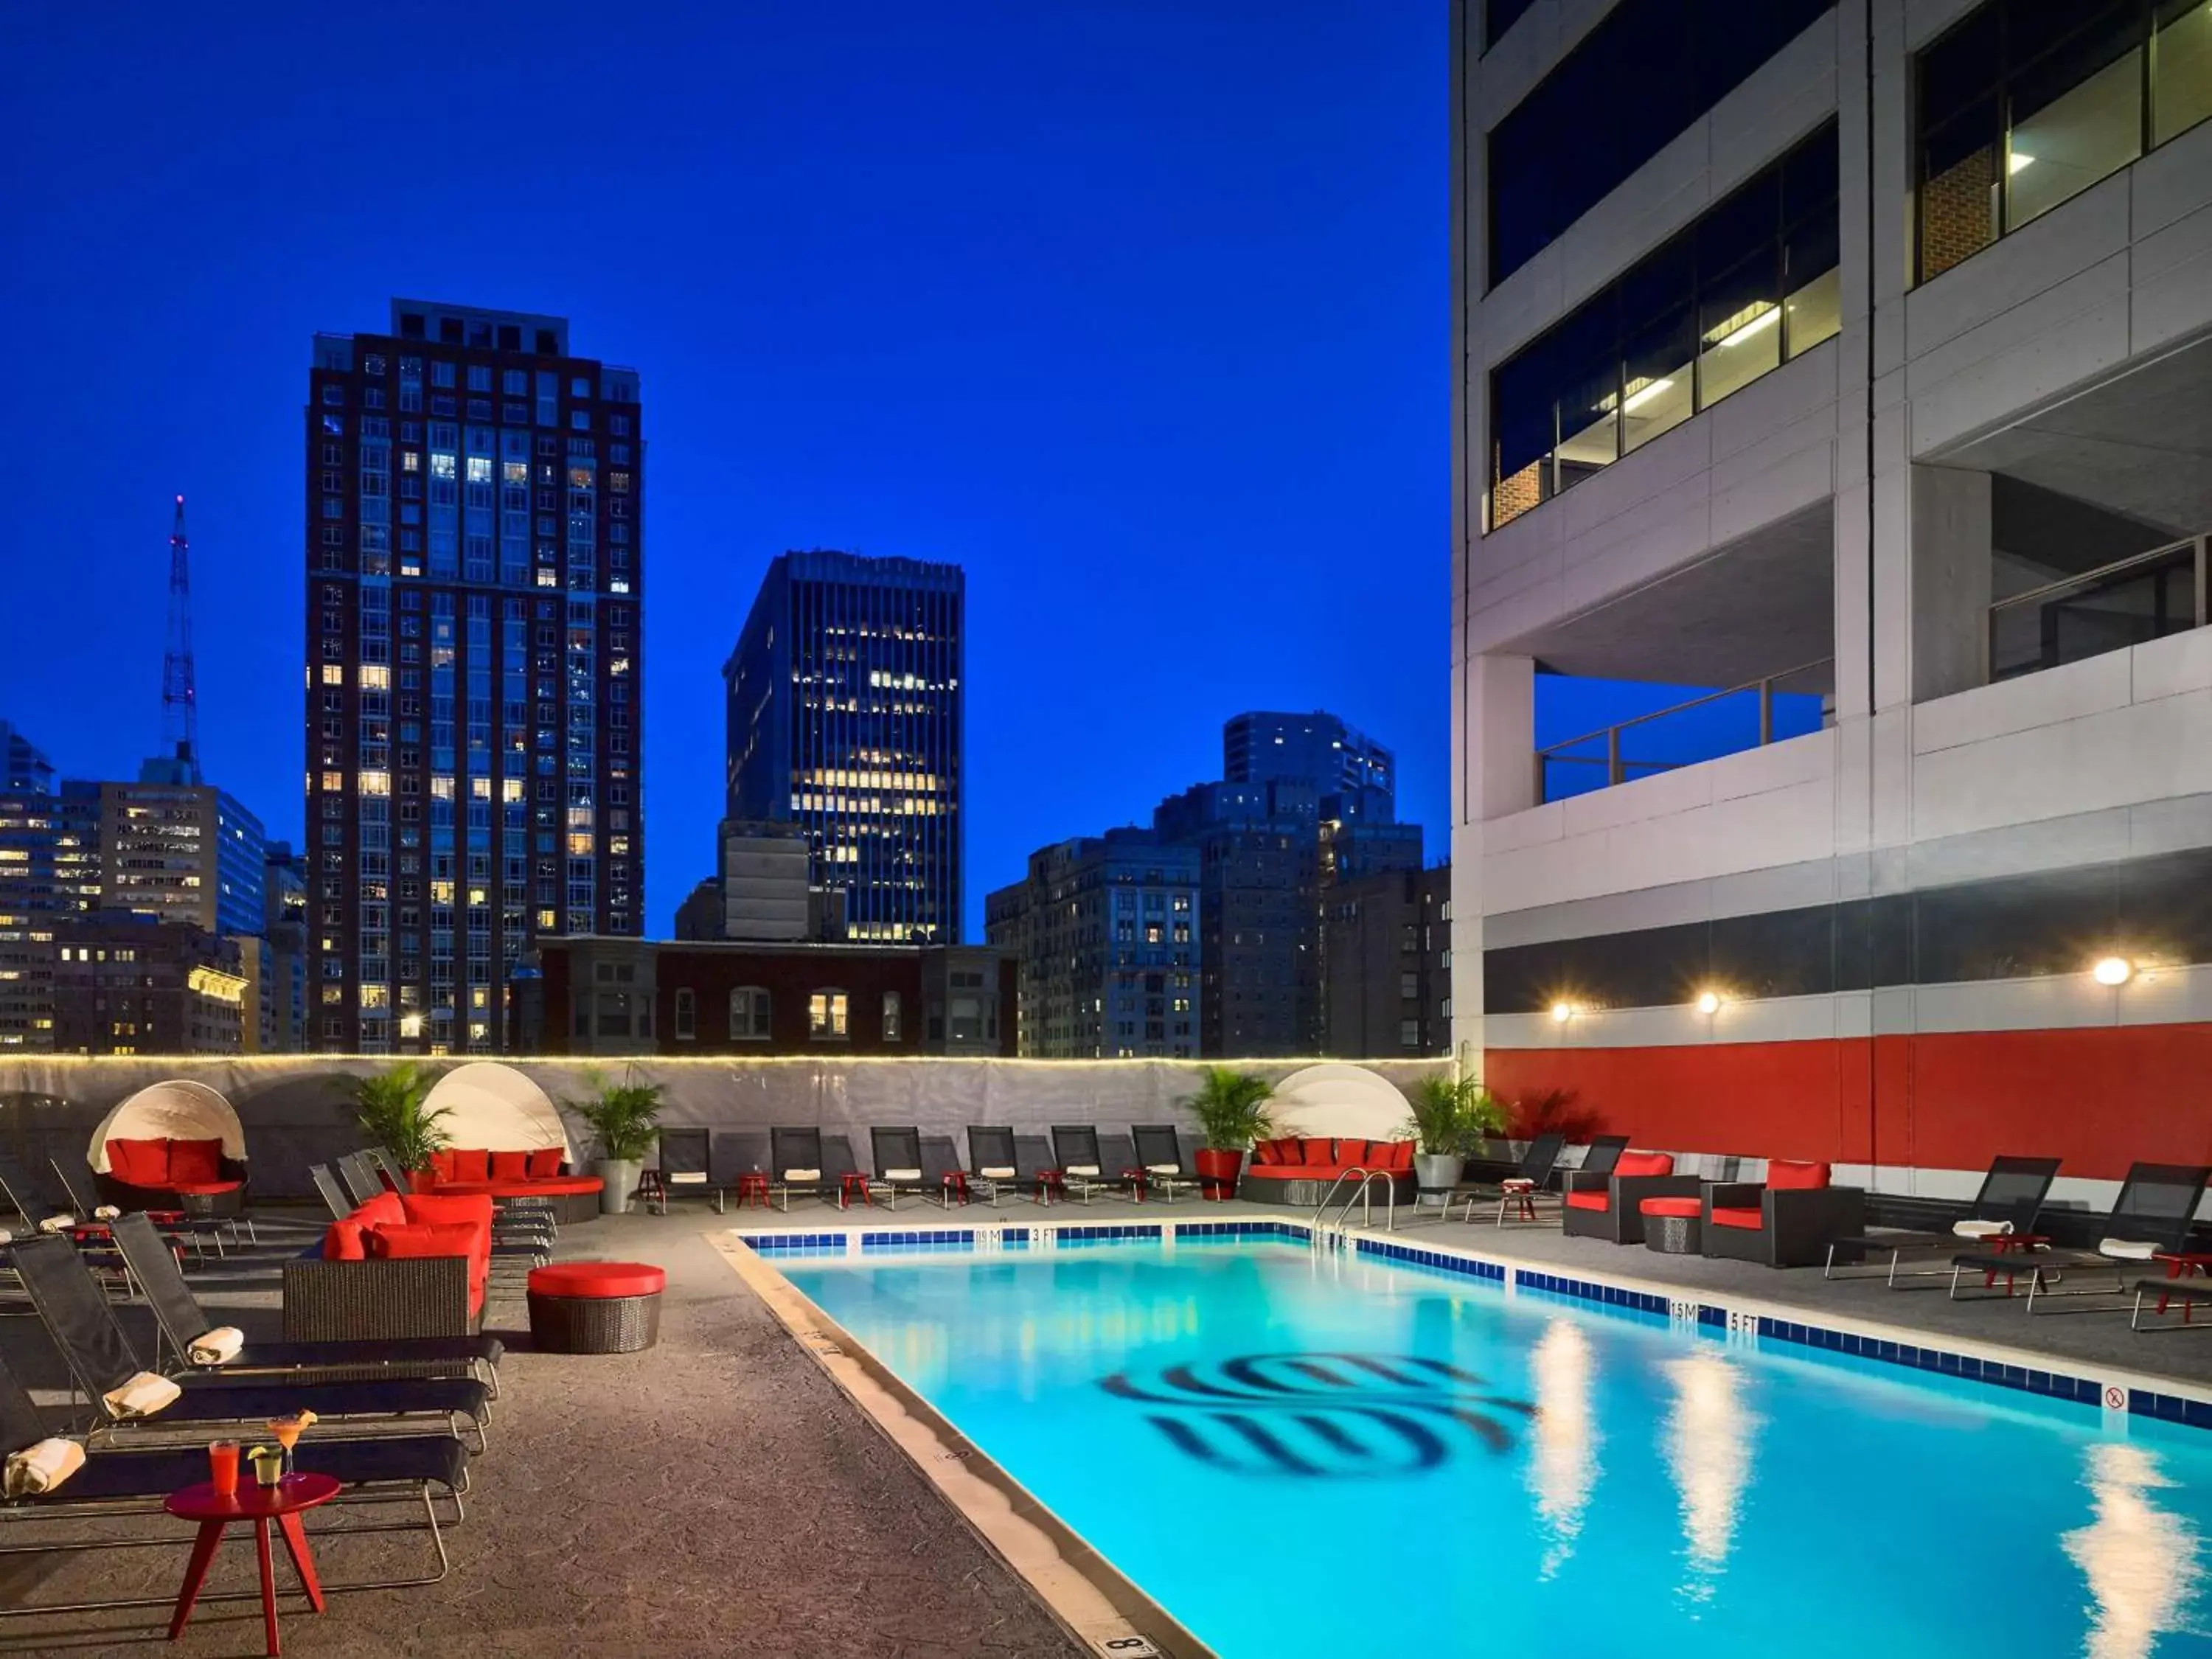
xmin=88 ymin=1080 xmax=246 ymax=1172
xmin=422 ymin=1062 xmax=573 ymax=1158
xmin=1265 ymin=1063 xmax=1416 ymax=1143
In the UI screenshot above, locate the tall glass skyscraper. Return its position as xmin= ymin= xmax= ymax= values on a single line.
xmin=724 ymin=552 xmax=962 ymax=942
xmin=305 ymin=301 xmax=644 ymax=1054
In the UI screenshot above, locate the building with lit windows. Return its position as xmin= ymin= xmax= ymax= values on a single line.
xmin=1453 ymin=0 xmax=2212 ymax=1192
xmin=1225 ymin=711 xmax=1397 ymax=824
xmin=94 ymin=776 xmax=265 ymax=937
xmin=724 ymin=552 xmax=961 ymax=943
xmin=305 ymin=301 xmax=645 ymax=1054
xmin=986 ymin=830 xmax=1200 ymax=1060
xmin=0 ymin=723 xmax=53 ymax=796
xmin=50 ymin=912 xmax=246 ymax=1056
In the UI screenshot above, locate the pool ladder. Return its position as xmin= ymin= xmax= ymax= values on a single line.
xmin=1310 ymin=1167 xmax=1394 ymax=1253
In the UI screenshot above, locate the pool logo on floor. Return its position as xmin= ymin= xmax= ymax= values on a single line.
xmin=1099 ymin=1352 xmax=1535 ymax=1479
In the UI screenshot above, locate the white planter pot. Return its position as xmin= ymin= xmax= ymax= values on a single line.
xmin=1413 ymin=1153 xmax=1465 ymax=1208
xmin=597 ymin=1158 xmax=642 ymax=1214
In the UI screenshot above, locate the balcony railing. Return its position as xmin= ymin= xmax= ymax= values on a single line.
xmin=1534 ymin=660 xmax=1834 ymax=804
xmin=1989 ymin=533 xmax=2208 ymax=683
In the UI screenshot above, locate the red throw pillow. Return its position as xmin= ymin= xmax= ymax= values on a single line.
xmin=402 ymin=1192 xmax=495 ymax=1229
xmin=355 ymin=1190 xmax=406 ymax=1228
xmin=366 ymin=1221 xmax=479 ymax=1259
xmin=107 ymin=1138 xmax=170 ymax=1186
xmin=489 ymin=1150 xmax=529 ymax=1181
xmin=324 ymin=1220 xmax=366 ymax=1260
xmin=1300 ymin=1138 xmax=1338 ymax=1168
xmin=1336 ymin=1138 xmax=1372 ymax=1167
xmin=1385 ymin=1140 xmax=1416 ymax=1171
xmin=526 ymin=1147 xmax=564 ymax=1178
xmin=428 ymin=1150 xmax=458 ymax=1184
xmin=1767 ymin=1158 xmax=1830 ymax=1190
xmin=449 ymin=1148 xmax=491 ymax=1182
xmin=167 ymin=1138 xmax=224 ymax=1184
xmin=1615 ymin=1151 xmax=1675 ymax=1178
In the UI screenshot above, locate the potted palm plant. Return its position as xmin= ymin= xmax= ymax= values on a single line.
xmin=345 ymin=1062 xmax=450 ymax=1191
xmin=568 ymin=1071 xmax=663 ymax=1214
xmin=1405 ymin=1074 xmax=1508 ymax=1207
xmin=1181 ymin=1066 xmax=1276 ymax=1201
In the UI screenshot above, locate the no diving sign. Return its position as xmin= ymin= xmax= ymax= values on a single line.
xmin=2103 ymin=1383 xmax=2127 ymax=1413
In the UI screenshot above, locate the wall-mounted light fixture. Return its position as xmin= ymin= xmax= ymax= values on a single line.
xmin=1694 ymin=990 xmax=1725 ymax=1015
xmin=1549 ymin=1001 xmax=1574 ymax=1023
xmin=2091 ymin=956 xmax=2133 ymax=987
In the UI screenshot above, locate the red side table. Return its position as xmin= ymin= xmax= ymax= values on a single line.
xmin=733 ymin=1172 xmax=771 ymax=1210
xmin=1032 ymin=1169 xmax=1064 ymax=1206
xmin=166 ymin=1472 xmax=342 ymax=1657
xmin=941 ymin=1171 xmax=970 ymax=1206
xmin=2151 ymin=1252 xmax=2212 ymax=1321
xmin=837 ymin=1171 xmax=876 ymax=1210
xmin=1121 ymin=1167 xmax=1150 ymax=1203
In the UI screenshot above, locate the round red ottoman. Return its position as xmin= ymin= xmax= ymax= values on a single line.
xmin=526 ymin=1261 xmax=667 ymax=1354
xmin=1639 ymin=1195 xmax=1703 ymax=1255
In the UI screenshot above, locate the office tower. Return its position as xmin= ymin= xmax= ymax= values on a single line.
xmin=305 ymin=300 xmax=645 ymax=1054
xmin=0 ymin=722 xmax=53 ymax=795
xmin=259 ymin=841 xmax=309 ymax=1052
xmin=1322 ymin=863 xmax=1450 ymax=1058
xmin=986 ymin=830 xmax=1198 ymax=1059
xmin=1452 ymin=2 xmax=2212 ymax=1172
xmin=724 ymin=552 xmax=961 ymax=943
xmin=96 ymin=776 xmax=265 ymax=936
xmin=1225 ymin=710 xmax=1396 ymax=823
xmin=0 ymin=788 xmax=61 ymax=1049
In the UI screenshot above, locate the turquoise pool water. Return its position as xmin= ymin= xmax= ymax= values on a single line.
xmin=779 ymin=1237 xmax=2212 ymax=1658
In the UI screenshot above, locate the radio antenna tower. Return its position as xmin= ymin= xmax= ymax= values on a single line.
xmin=160 ymin=494 xmax=201 ymax=784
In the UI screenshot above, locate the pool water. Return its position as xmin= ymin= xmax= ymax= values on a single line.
xmin=781 ymin=1238 xmax=2212 ymax=1659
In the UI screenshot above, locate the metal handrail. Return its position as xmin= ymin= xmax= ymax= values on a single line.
xmin=1309 ymin=1168 xmax=1368 ymax=1248
xmin=1536 ymin=657 xmax=1834 ymax=759
xmin=1309 ymin=1168 xmax=1394 ymax=1248
xmin=1534 ymin=657 xmax=1834 ymax=799
xmin=1987 ymin=533 xmax=2205 ymax=616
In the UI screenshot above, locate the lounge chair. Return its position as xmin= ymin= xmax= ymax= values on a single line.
xmin=768 ymin=1128 xmax=835 ymax=1211
xmin=108 ymin=1213 xmax=501 ymax=1390
xmin=1951 ymin=1163 xmax=2212 ymax=1311
xmin=1700 ymin=1159 xmax=1865 ymax=1268
xmin=0 ymin=1346 xmax=467 ymax=1608
xmin=1823 ymin=1155 xmax=2062 ymax=1283
xmin=867 ymin=1127 xmax=932 ymax=1211
xmin=1452 ymin=1132 xmax=1567 ymax=1224
xmin=960 ymin=1127 xmax=1022 ymax=1207
xmin=1047 ymin=1126 xmax=1143 ymax=1204
xmin=1560 ymin=1150 xmax=1700 ymax=1244
xmin=335 ymin=1151 xmax=389 ymax=1206
xmin=1130 ymin=1126 xmax=1201 ymax=1203
xmin=7 ymin=1234 xmax=492 ymax=1450
xmin=0 ymin=1147 xmax=74 ymax=1232
xmin=644 ymin=1127 xmax=722 ymax=1215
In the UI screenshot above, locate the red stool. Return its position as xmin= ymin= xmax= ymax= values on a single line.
xmin=733 ymin=1172 xmax=771 ymax=1210
xmin=527 ymin=1261 xmax=667 ymax=1353
xmin=838 ymin=1171 xmax=876 ymax=1210
xmin=941 ymin=1171 xmax=970 ymax=1206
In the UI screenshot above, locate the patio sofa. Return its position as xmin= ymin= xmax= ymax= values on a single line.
xmin=1239 ymin=1136 xmax=1417 ymax=1206
xmin=285 ymin=1189 xmax=493 ymax=1342
xmin=96 ymin=1136 xmax=248 ymax=1217
xmin=416 ymin=1147 xmax=602 ymax=1222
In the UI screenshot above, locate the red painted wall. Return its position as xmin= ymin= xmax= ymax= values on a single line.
xmin=1486 ymin=1023 xmax=2212 ymax=1179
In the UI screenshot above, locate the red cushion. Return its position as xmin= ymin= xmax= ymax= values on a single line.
xmin=1615 ymin=1152 xmax=1674 ymax=1179
xmin=435 ymin=1175 xmax=604 ymax=1198
xmin=401 ymin=1192 xmax=495 ymax=1230
xmin=1564 ymin=1189 xmax=1611 ymax=1212
xmin=353 ymin=1191 xmax=406 ymax=1228
xmin=107 ymin=1138 xmax=170 ymax=1186
xmin=1767 ymin=1158 xmax=1830 ymax=1190
xmin=324 ymin=1220 xmax=366 ymax=1261
xmin=528 ymin=1261 xmax=667 ymax=1298
xmin=448 ymin=1148 xmax=491 ymax=1182
xmin=1640 ymin=1196 xmax=1703 ymax=1217
xmin=169 ymin=1180 xmax=243 ymax=1196
xmin=1335 ymin=1138 xmax=1371 ymax=1167
xmin=488 ymin=1150 xmax=530 ymax=1181
xmin=1711 ymin=1206 xmax=1766 ymax=1231
xmin=167 ymin=1138 xmax=224 ymax=1184
xmin=366 ymin=1222 xmax=488 ymax=1313
xmin=526 ymin=1148 xmax=564 ymax=1178
xmin=1300 ymin=1139 xmax=1338 ymax=1169
xmin=1385 ymin=1140 xmax=1416 ymax=1171
xmin=428 ymin=1150 xmax=458 ymax=1183
xmin=1242 ymin=1164 xmax=1306 ymax=1180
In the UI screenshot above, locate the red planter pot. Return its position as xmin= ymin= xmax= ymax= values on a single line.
xmin=1194 ymin=1147 xmax=1243 ymax=1202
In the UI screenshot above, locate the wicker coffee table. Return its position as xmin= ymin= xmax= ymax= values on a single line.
xmin=526 ymin=1260 xmax=667 ymax=1353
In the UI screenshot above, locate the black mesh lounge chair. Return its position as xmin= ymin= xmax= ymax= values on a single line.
xmin=0 ymin=1147 xmax=72 ymax=1231
xmin=1130 ymin=1126 xmax=1201 ymax=1203
xmin=1570 ymin=1135 xmax=1630 ymax=1180
xmin=8 ymin=1235 xmax=491 ymax=1450
xmin=768 ymin=1129 xmax=834 ymax=1211
xmin=1048 ymin=1126 xmax=1142 ymax=1204
xmin=867 ymin=1127 xmax=931 ymax=1211
xmin=0 ymin=1346 xmax=466 ymax=1610
xmin=1823 ymin=1155 xmax=2063 ymax=1283
xmin=335 ymin=1152 xmax=386 ymax=1206
xmin=1452 ymin=1133 xmax=1567 ymax=1224
xmin=963 ymin=1127 xmax=1020 ymax=1208
xmin=109 ymin=1214 xmax=502 ymax=1389
xmin=1951 ymin=1163 xmax=2212 ymax=1312
xmin=644 ymin=1128 xmax=721 ymax=1215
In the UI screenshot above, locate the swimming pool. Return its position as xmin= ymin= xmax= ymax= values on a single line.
xmin=774 ymin=1231 xmax=2212 ymax=1659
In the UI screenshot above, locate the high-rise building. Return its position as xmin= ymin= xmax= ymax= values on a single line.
xmin=1322 ymin=863 xmax=1451 ymax=1058
xmin=96 ymin=776 xmax=265 ymax=936
xmin=51 ymin=912 xmax=247 ymax=1056
xmin=724 ymin=552 xmax=961 ymax=943
xmin=259 ymin=841 xmax=308 ymax=1052
xmin=0 ymin=787 xmax=63 ymax=1050
xmin=0 ymin=722 xmax=53 ymax=795
xmin=305 ymin=300 xmax=646 ymax=1054
xmin=1452 ymin=1 xmax=2212 ymax=1179
xmin=985 ymin=830 xmax=1199 ymax=1059
xmin=1225 ymin=711 xmax=1395 ymax=822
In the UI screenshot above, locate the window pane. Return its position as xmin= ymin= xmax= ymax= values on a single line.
xmin=2153 ymin=0 xmax=2212 ymax=145
xmin=1554 ymin=352 xmax=1620 ymax=487
xmin=1621 ymin=310 xmax=1695 ymax=453
xmin=1784 ymin=212 xmax=1842 ymax=356
xmin=2007 ymin=46 xmax=2143 ymax=228
xmin=1698 ymin=254 xmax=1783 ymax=406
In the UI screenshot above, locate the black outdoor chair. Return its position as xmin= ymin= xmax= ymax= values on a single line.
xmin=7 ymin=1235 xmax=491 ymax=1450
xmin=644 ymin=1127 xmax=721 ymax=1215
xmin=1951 ymin=1162 xmax=2211 ymax=1312
xmin=1824 ymin=1155 xmax=2063 ymax=1283
xmin=335 ymin=1151 xmax=386 ymax=1206
xmin=768 ymin=1128 xmax=834 ymax=1211
xmin=868 ymin=1127 xmax=931 ymax=1211
xmin=1559 ymin=1148 xmax=1700 ymax=1244
xmin=108 ymin=1213 xmax=502 ymax=1389
xmin=1047 ymin=1126 xmax=1142 ymax=1204
xmin=0 ymin=1147 xmax=71 ymax=1231
xmin=1452 ymin=1132 xmax=1567 ymax=1224
xmin=1130 ymin=1126 xmax=1200 ymax=1203
xmin=1700 ymin=1159 xmax=1865 ymax=1268
xmin=962 ymin=1126 xmax=1021 ymax=1207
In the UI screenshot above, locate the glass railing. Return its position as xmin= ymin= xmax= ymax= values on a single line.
xmin=1988 ymin=535 xmax=2207 ymax=681
xmin=1534 ymin=661 xmax=1833 ymax=804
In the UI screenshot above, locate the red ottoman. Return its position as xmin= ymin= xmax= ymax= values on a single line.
xmin=526 ymin=1261 xmax=667 ymax=1354
xmin=1640 ymin=1195 xmax=1704 ymax=1255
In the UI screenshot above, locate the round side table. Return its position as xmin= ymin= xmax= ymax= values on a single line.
xmin=166 ymin=1472 xmax=342 ymax=1657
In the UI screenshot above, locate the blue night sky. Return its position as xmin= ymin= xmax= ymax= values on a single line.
xmin=4 ymin=3 xmax=1467 ymax=938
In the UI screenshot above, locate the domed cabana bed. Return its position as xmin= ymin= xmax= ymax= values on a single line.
xmin=1237 ymin=1063 xmax=1421 ymax=1208
xmin=90 ymin=1081 xmax=249 ymax=1217
xmin=417 ymin=1062 xmax=602 ymax=1223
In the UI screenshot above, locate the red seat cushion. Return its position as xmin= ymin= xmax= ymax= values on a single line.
xmin=1767 ymin=1159 xmax=1830 ymax=1190
xmin=1565 ymin=1189 xmax=1611 ymax=1212
xmin=324 ymin=1220 xmax=366 ymax=1261
xmin=107 ymin=1138 xmax=170 ymax=1186
xmin=366 ymin=1222 xmax=487 ymax=1312
xmin=1242 ymin=1164 xmax=1306 ymax=1180
xmin=1711 ymin=1206 xmax=1766 ymax=1230
xmin=526 ymin=1148 xmax=565 ymax=1179
xmin=489 ymin=1150 xmax=530 ymax=1181
xmin=449 ymin=1148 xmax=491 ymax=1182
xmin=528 ymin=1261 xmax=667 ymax=1299
xmin=1336 ymin=1138 xmax=1371 ymax=1167
xmin=401 ymin=1192 xmax=495 ymax=1235
xmin=167 ymin=1138 xmax=225 ymax=1184
xmin=435 ymin=1175 xmax=604 ymax=1199
xmin=1640 ymin=1196 xmax=1703 ymax=1217
xmin=353 ymin=1191 xmax=406 ymax=1229
xmin=169 ymin=1180 xmax=243 ymax=1196
xmin=1615 ymin=1152 xmax=1675 ymax=1179
xmin=428 ymin=1151 xmax=458 ymax=1184
xmin=1300 ymin=1139 xmax=1338 ymax=1169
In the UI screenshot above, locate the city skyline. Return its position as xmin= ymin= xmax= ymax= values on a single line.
xmin=0 ymin=5 xmax=1450 ymax=942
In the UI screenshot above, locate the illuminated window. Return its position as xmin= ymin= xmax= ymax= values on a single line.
xmin=321 ymin=664 xmax=344 ymax=685
xmin=808 ymin=990 xmax=849 ymax=1040
xmin=360 ymin=664 xmax=390 ymax=689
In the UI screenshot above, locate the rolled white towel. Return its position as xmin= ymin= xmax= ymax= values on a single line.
xmin=979 ymin=1166 xmax=1017 ymax=1180
xmin=0 ymin=1228 xmax=12 ymax=1245
xmin=782 ymin=1167 xmax=821 ymax=1183
xmin=188 ymin=1326 xmax=245 ymax=1366
xmin=2100 ymin=1237 xmax=2159 ymax=1261
xmin=35 ymin=1216 xmax=72 ymax=1235
xmin=1066 ymin=1164 xmax=1101 ymax=1177
xmin=667 ymin=1171 xmax=709 ymax=1185
xmin=4 ymin=1437 xmax=84 ymax=1498
xmin=101 ymin=1371 xmax=181 ymax=1420
xmin=91 ymin=1206 xmax=120 ymax=1222
xmin=885 ymin=1167 xmax=923 ymax=1181
xmin=1952 ymin=1218 xmax=2014 ymax=1239
xmin=1146 ymin=1164 xmax=1183 ymax=1176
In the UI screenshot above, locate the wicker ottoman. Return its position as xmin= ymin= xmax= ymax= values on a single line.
xmin=526 ymin=1261 xmax=667 ymax=1354
xmin=1640 ymin=1196 xmax=1704 ymax=1255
